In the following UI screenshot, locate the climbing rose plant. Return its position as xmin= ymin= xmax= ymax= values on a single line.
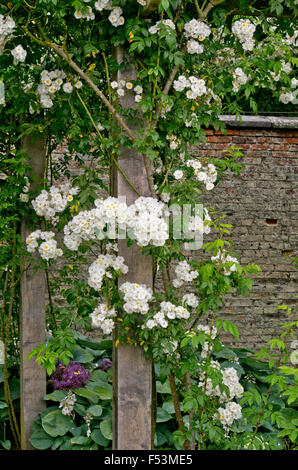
xmin=0 ymin=0 xmax=297 ymax=451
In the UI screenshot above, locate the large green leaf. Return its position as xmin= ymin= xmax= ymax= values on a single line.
xmin=74 ymin=387 xmax=99 ymax=404
xmin=41 ymin=409 xmax=73 ymax=437
xmin=93 ymin=383 xmax=113 ymax=400
xmin=89 ymin=369 xmax=109 ymax=383
xmin=91 ymin=428 xmax=110 ymax=447
xmin=70 ymin=435 xmax=91 ymax=445
xmin=162 ymin=400 xmax=175 ymax=415
xmin=72 ymin=345 xmax=94 ymax=363
xmin=30 ymin=429 xmax=55 ymax=450
xmin=87 ymin=404 xmax=103 ymax=417
xmin=100 ymin=419 xmax=113 ymax=440
xmin=157 ymin=408 xmax=173 ymax=423
xmin=156 ymin=380 xmax=171 ymax=394
xmin=43 ymin=390 xmax=67 ymax=402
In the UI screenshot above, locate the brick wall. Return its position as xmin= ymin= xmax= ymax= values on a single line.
xmin=194 ymin=118 xmax=298 ymax=350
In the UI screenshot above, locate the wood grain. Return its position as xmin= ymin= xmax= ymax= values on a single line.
xmin=20 ymin=135 xmax=47 ymax=450
xmin=112 ymin=48 xmax=154 ymax=450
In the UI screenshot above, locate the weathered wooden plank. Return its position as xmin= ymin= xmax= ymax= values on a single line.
xmin=20 ymin=134 xmax=47 ymax=450
xmin=112 ymin=47 xmax=154 ymax=450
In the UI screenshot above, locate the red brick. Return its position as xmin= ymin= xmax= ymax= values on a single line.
xmin=206 ymin=136 xmax=231 ymax=143
xmin=285 ymin=137 xmax=298 ymax=144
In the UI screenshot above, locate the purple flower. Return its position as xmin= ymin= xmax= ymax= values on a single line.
xmin=100 ymin=358 xmax=112 ymax=371
xmin=50 ymin=361 xmax=91 ymax=390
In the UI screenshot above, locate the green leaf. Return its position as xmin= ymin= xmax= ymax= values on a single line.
xmin=43 ymin=390 xmax=67 ymax=402
xmin=93 ymin=383 xmax=113 ymax=400
xmin=162 ymin=400 xmax=175 ymax=415
xmin=0 ymin=440 xmax=11 ymax=450
xmin=223 ymin=321 xmax=239 ymax=341
xmin=100 ymin=419 xmax=113 ymax=441
xmin=70 ymin=435 xmax=91 ymax=445
xmin=87 ymin=404 xmax=103 ymax=417
xmin=181 ymin=337 xmax=190 ymax=348
xmin=51 ymin=436 xmax=66 ymax=450
xmin=41 ymin=410 xmax=73 ymax=437
xmin=74 ymin=387 xmax=99 ymax=404
xmin=72 ymin=345 xmax=94 ymax=363
xmin=91 ymin=428 xmax=110 ymax=447
xmin=29 ymin=429 xmax=55 ymax=450
xmin=156 ymin=380 xmax=171 ymax=394
xmin=156 ymin=407 xmax=172 ymax=423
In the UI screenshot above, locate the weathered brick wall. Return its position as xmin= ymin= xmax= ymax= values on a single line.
xmin=51 ymin=117 xmax=298 ymax=353
xmin=194 ymin=118 xmax=298 ymax=350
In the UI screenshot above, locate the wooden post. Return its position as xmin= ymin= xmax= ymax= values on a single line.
xmin=20 ymin=134 xmax=47 ymax=450
xmin=112 ymin=47 xmax=154 ymax=450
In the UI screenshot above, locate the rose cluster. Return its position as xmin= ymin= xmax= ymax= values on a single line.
xmin=232 ymin=67 xmax=248 ymax=93
xmin=74 ymin=2 xmax=125 ymax=27
xmin=173 ymin=75 xmax=207 ymax=100
xmin=32 ymin=183 xmax=79 ymax=221
xmin=11 ymin=44 xmax=27 ymax=64
xmin=216 ymin=401 xmax=242 ymax=430
xmin=120 ymin=282 xmax=153 ymax=315
xmin=149 ymin=19 xmax=175 ymax=34
xmin=37 ymin=69 xmax=82 ymax=108
xmin=145 ymin=301 xmax=191 ymax=330
xmin=202 ymin=363 xmax=244 ymax=402
xmin=186 ymin=159 xmax=217 ymax=191
xmin=184 ymin=19 xmax=211 ymax=55
xmin=89 ymin=302 xmax=117 ymax=335
xmin=172 ymin=260 xmax=199 ymax=288
xmin=0 ymin=15 xmax=15 ymax=53
xmin=127 ymin=197 xmax=169 ymax=247
xmin=111 ymin=79 xmax=143 ymax=102
xmin=87 ymin=253 xmax=128 ymax=291
xmin=26 ymin=230 xmax=63 ymax=261
xmin=64 ymin=196 xmax=169 ymax=250
xmin=182 ymin=293 xmax=199 ymax=309
xmin=187 ymin=207 xmax=212 ymax=237
xmin=108 ymin=7 xmax=124 ymax=27
xmin=232 ymin=19 xmax=256 ymax=51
